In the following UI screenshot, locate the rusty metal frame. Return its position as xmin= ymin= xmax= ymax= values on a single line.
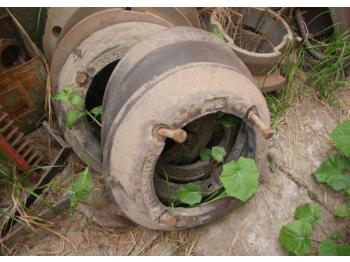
xmin=0 ymin=121 xmax=71 ymax=237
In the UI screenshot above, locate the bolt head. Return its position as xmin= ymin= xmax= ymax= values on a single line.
xmin=76 ymin=71 xmax=89 ymax=85
xmin=160 ymin=212 xmax=177 ymax=227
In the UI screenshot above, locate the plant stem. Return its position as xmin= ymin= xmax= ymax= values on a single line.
xmin=85 ymin=110 xmax=102 ymax=127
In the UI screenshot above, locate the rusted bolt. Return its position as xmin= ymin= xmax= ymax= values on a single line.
xmin=246 ymin=109 xmax=274 ymax=140
xmin=157 ymin=127 xmax=187 ymax=144
xmin=159 ymin=212 xmax=177 ymax=227
xmin=75 ymin=71 xmax=89 ymax=85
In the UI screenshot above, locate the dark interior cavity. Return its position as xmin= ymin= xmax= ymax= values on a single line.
xmin=85 ymin=60 xmax=119 ymax=139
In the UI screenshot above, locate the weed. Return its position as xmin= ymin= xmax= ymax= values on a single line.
xmin=176 ymin=156 xmax=260 ymax=206
xmin=313 ymin=120 xmax=350 ymax=195
xmin=266 ymin=44 xmax=305 ymax=129
xmin=279 ymin=203 xmax=350 ymax=256
xmin=308 ymin=30 xmax=350 ymax=99
xmin=53 ymin=86 xmax=102 ymax=129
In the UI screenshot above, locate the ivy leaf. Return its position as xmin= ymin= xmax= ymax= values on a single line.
xmin=200 ymin=148 xmax=212 ymax=162
xmin=211 ymin=146 xmax=227 ymax=163
xmin=329 ymin=231 xmax=342 ymax=240
xmin=330 ymin=120 xmax=350 ymax=157
xmin=90 ymin=106 xmax=102 ymax=117
xmin=318 ymin=239 xmax=350 ymax=256
xmin=295 ymin=203 xmax=323 ymax=226
xmin=176 ymin=183 xmax=202 ymax=206
xmin=313 ymin=154 xmax=350 ymax=191
xmin=217 ymin=115 xmax=239 ymax=128
xmin=66 ymin=109 xmax=86 ymax=129
xmin=212 ymin=27 xmax=225 ymax=42
xmin=220 ymin=157 xmax=260 ymax=202
xmin=69 ymin=167 xmax=93 ymax=213
xmin=279 ymin=220 xmax=312 ymax=256
xmin=335 ymin=204 xmax=350 ymax=217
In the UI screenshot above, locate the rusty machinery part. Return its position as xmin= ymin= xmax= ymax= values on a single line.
xmin=0 ymin=56 xmax=47 ymax=134
xmin=0 ymin=38 xmax=27 ymax=72
xmin=50 ymin=8 xmax=199 ymax=172
xmin=0 ymin=107 xmax=43 ymax=172
xmin=296 ymin=8 xmax=350 ymax=61
xmin=102 ymin=27 xmax=270 ymax=230
xmin=1 ymin=121 xmax=72 ymax=237
xmin=0 ymin=11 xmax=46 ymax=134
xmin=43 ymin=7 xmax=200 ymax=62
xmin=210 ymin=8 xmax=293 ymax=92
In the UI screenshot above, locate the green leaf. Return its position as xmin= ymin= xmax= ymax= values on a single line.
xmin=53 ymin=88 xmax=71 ymax=103
xmin=295 ymin=203 xmax=323 ymax=225
xmin=330 ymin=120 xmax=350 ymax=157
xmin=212 ymin=27 xmax=225 ymax=42
xmin=219 ymin=157 xmax=260 ymax=202
xmin=66 ymin=109 xmax=86 ymax=129
xmin=69 ymin=93 xmax=84 ymax=107
xmin=313 ymin=154 xmax=350 ymax=191
xmin=346 ymin=187 xmax=350 ymax=197
xmin=279 ymin=220 xmax=312 ymax=256
xmin=52 ymin=86 xmax=84 ymax=107
xmin=329 ymin=231 xmax=342 ymax=240
xmin=211 ymin=146 xmax=227 ymax=163
xmin=267 ymin=153 xmax=276 ymax=173
xmin=69 ymin=167 xmax=93 ymax=213
xmin=90 ymin=106 xmax=102 ymax=117
xmin=318 ymin=239 xmax=350 ymax=256
xmin=200 ymin=148 xmax=211 ymax=162
xmin=335 ymin=204 xmax=350 ymax=217
xmin=176 ymin=183 xmax=202 ymax=206
xmin=53 ymin=92 xmax=70 ymax=103
xmin=217 ymin=115 xmax=239 ymax=128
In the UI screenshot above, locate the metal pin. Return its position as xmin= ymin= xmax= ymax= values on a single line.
xmin=157 ymin=127 xmax=187 ymax=144
xmin=159 ymin=212 xmax=177 ymax=227
xmin=246 ymin=109 xmax=274 ymax=140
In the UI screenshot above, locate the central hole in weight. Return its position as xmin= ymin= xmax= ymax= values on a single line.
xmin=85 ymin=60 xmax=119 ymax=140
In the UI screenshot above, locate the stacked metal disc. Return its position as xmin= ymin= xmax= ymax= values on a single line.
xmin=45 ymin=8 xmax=271 ymax=230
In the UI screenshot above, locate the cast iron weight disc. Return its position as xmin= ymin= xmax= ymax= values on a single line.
xmin=50 ymin=9 xmax=198 ymax=172
xmin=103 ymin=28 xmax=270 ymax=230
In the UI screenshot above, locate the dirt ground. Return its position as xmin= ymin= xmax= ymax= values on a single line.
xmin=1 ymin=83 xmax=350 ymax=255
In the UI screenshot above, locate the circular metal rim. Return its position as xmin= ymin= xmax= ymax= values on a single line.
xmin=101 ymin=26 xmax=253 ymax=148
xmin=53 ymin=21 xmax=169 ymax=172
xmin=157 ymin=122 xmax=238 ymax=183
xmin=155 ymin=122 xmax=250 ymax=204
xmin=50 ymin=9 xmax=174 ymax=87
xmin=103 ymin=62 xmax=269 ymax=230
xmin=43 ymin=7 xmax=80 ymax=62
xmin=50 ymin=9 xmax=196 ymax=172
xmin=210 ymin=7 xmax=293 ymax=60
xmin=44 ymin=7 xmax=200 ymax=63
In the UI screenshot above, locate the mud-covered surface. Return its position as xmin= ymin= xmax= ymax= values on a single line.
xmin=1 ymin=84 xmax=350 ymax=255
